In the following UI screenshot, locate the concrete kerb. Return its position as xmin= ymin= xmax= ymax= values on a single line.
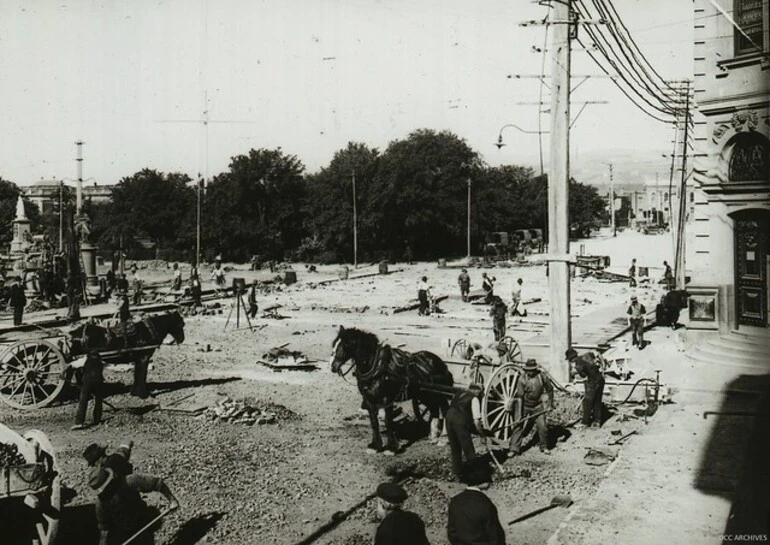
xmin=545 ymin=448 xmax=626 ymax=545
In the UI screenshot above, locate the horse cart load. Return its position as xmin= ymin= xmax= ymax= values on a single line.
xmin=0 ymin=310 xmax=185 ymax=409
xmin=0 ymin=423 xmax=61 ymax=545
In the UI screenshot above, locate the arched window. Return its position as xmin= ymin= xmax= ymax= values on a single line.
xmin=729 ymin=132 xmax=769 ymax=182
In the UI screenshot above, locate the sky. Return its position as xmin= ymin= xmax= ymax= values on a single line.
xmin=0 ymin=0 xmax=694 ymax=187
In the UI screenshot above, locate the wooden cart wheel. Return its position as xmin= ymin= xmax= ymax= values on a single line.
xmin=481 ymin=364 xmax=521 ymax=443
xmin=498 ymin=336 xmax=522 ymax=363
xmin=0 ymin=340 xmax=67 ymax=410
xmin=451 ymin=339 xmax=470 ymax=359
xmin=22 ymin=429 xmax=61 ymax=545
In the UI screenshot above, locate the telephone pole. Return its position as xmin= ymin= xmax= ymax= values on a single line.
xmin=547 ymin=0 xmax=572 ymax=384
xmin=605 ymin=162 xmax=616 ymax=236
xmin=467 ymin=178 xmax=472 ymax=261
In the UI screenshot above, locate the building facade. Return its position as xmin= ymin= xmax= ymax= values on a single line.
xmin=23 ymin=179 xmax=114 ymax=213
xmin=689 ymin=0 xmax=770 ymax=333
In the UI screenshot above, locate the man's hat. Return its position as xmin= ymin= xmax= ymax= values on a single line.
xmin=376 ymin=482 xmax=407 ymax=504
xmin=524 ymin=358 xmax=538 ymax=370
xmin=83 ymin=443 xmax=106 ymax=466
xmin=468 ymin=382 xmax=484 ymax=392
xmin=89 ymin=467 xmax=115 ymax=495
xmin=463 ymin=459 xmax=493 ymax=486
xmin=565 ymin=348 xmax=578 ymax=360
xmin=631 ymin=295 xmax=638 ymax=302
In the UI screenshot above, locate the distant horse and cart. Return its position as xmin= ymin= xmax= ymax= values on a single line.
xmin=0 ymin=310 xmax=186 ymax=409
xmin=330 ymin=326 xmax=533 ymax=454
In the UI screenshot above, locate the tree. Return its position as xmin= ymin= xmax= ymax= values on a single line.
xmin=569 ymin=178 xmax=608 ymax=238
xmin=92 ymin=169 xmax=196 ymax=259
xmin=37 ymin=184 xmax=75 ymax=249
xmin=304 ymin=142 xmax=380 ymax=263
xmin=0 ymin=177 xmax=41 ymax=249
xmin=366 ymin=129 xmax=482 ymax=260
xmin=204 ymin=148 xmax=306 ymax=261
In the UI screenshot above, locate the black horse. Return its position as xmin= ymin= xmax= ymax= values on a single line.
xmin=330 ymin=326 xmax=454 ymax=454
xmin=69 ymin=310 xmax=186 ymax=398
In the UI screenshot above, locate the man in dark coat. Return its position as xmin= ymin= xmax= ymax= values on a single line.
xmin=9 ymin=276 xmax=26 ymax=326
xmin=447 ymin=460 xmax=506 ymax=545
xmin=445 ymin=383 xmax=488 ymax=478
xmin=566 ymin=348 xmax=605 ymax=428
xmin=247 ymin=280 xmax=259 ymax=318
xmin=72 ymin=351 xmax=105 ymax=430
xmin=90 ymin=466 xmax=179 ymax=545
xmin=373 ymin=482 xmax=430 ymax=545
xmin=84 ymin=441 xmax=134 ymax=478
xmin=481 ymin=273 xmax=495 ymax=304
xmin=489 ymin=297 xmax=507 ymax=341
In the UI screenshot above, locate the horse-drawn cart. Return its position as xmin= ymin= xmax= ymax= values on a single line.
xmin=0 ymin=311 xmax=185 ymax=410
xmin=1 ymin=422 xmax=61 ymax=545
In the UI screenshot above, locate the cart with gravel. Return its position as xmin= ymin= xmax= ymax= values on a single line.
xmin=0 ymin=422 xmax=61 ymax=545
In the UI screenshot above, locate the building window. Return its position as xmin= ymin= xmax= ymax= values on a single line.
xmin=728 ymin=132 xmax=770 ymax=181
xmin=735 ymin=0 xmax=768 ymax=56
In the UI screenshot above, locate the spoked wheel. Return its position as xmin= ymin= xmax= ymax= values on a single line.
xmin=22 ymin=429 xmax=61 ymax=545
xmin=481 ymin=364 xmax=521 ymax=443
xmin=0 ymin=341 xmax=67 ymax=409
xmin=498 ymin=336 xmax=522 ymax=363
xmin=451 ymin=338 xmax=470 ymax=359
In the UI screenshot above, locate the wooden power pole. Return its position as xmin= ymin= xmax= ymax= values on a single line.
xmin=547 ymin=0 xmax=573 ymax=384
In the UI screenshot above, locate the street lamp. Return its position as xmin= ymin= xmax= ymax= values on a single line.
xmin=495 ymin=124 xmax=550 ymax=177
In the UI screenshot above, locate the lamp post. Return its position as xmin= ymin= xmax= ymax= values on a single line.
xmin=352 ymin=170 xmax=358 ymax=268
xmin=196 ymin=176 xmax=202 ymax=271
xmin=467 ymin=177 xmax=471 ymax=262
xmin=58 ymin=180 xmax=63 ymax=252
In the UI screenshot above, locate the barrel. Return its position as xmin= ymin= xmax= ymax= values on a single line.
xmin=378 ymin=260 xmax=389 ymax=274
xmin=437 ymin=258 xmax=447 ymax=268
xmin=283 ymin=271 xmax=297 ymax=285
xmin=338 ymin=266 xmax=349 ymax=280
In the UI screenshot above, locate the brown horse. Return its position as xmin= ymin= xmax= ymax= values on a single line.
xmin=69 ymin=310 xmax=186 ymax=398
xmin=330 ymin=326 xmax=454 ymax=454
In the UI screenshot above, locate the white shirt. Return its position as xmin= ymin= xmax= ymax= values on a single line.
xmin=471 ymin=397 xmax=481 ymax=421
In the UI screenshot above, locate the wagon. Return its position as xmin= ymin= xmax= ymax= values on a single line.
xmin=0 ymin=326 xmax=160 ymax=411
xmin=0 ymin=422 xmax=61 ymax=545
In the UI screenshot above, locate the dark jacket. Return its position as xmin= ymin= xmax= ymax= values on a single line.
xmin=574 ymin=354 xmax=604 ymax=387
xmin=9 ymin=283 xmax=26 ymax=308
xmin=448 ymin=390 xmax=478 ymax=429
xmin=448 ymin=489 xmax=506 ymax=545
xmin=96 ymin=474 xmax=162 ymax=545
xmin=375 ymin=508 xmax=430 ymax=545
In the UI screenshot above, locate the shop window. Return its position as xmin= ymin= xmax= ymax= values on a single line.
xmin=728 ymin=132 xmax=770 ymax=181
xmin=735 ymin=0 xmax=768 ymax=56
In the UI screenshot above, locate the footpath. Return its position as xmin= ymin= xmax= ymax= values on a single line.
xmin=546 ymin=317 xmax=770 ymax=545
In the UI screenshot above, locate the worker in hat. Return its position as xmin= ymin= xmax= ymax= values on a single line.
xmin=447 ymin=459 xmax=506 ymax=545
xmin=445 ymin=383 xmax=491 ymax=479
xmin=566 ymin=348 xmax=605 ymax=429
xmin=373 ymin=482 xmax=430 ymax=545
xmin=72 ymin=352 xmax=105 ymax=431
xmin=83 ymin=441 xmax=134 ymax=477
xmin=489 ymin=296 xmax=508 ymax=341
xmin=508 ymin=359 xmax=554 ymax=456
xmin=8 ymin=276 xmax=26 ymax=326
xmin=626 ymin=295 xmax=647 ymax=348
xmin=90 ymin=466 xmax=179 ymax=545
xmin=457 ymin=268 xmax=471 ymax=302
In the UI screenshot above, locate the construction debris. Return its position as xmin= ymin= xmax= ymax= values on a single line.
xmin=201 ymin=396 xmax=299 ymax=425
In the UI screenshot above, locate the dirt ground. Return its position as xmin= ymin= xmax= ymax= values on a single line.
xmin=1 ymin=230 xmax=678 ymax=545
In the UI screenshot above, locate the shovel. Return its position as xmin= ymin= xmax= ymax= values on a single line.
xmin=507 ymin=494 xmax=573 ymax=525
xmin=120 ymin=506 xmax=176 ymax=545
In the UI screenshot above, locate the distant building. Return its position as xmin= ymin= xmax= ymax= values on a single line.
xmin=688 ymin=0 xmax=769 ymax=336
xmin=598 ymin=178 xmax=696 ymax=228
xmin=23 ymin=179 xmax=114 ymax=213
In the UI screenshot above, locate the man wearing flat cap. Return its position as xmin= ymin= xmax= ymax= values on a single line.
xmin=83 ymin=441 xmax=134 ymax=477
xmin=508 ymin=358 xmax=554 ymax=456
xmin=566 ymin=347 xmax=605 ymax=429
xmin=90 ymin=466 xmax=179 ymax=545
xmin=374 ymin=482 xmax=430 ymax=545
xmin=447 ymin=459 xmax=506 ymax=545
xmin=445 ymin=383 xmax=490 ymax=479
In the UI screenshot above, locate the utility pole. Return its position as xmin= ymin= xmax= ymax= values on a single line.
xmin=352 ymin=170 xmax=358 ymax=268
xmin=196 ymin=176 xmax=202 ymax=271
xmin=605 ymin=162 xmax=616 ymax=236
xmin=75 ymin=141 xmax=83 ymax=214
xmin=58 ymin=180 xmax=63 ymax=252
xmin=674 ymin=82 xmax=691 ymax=290
xmin=467 ymin=177 xmax=471 ymax=262
xmin=547 ymin=0 xmax=572 ymax=384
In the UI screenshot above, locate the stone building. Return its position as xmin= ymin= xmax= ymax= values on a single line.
xmin=23 ymin=179 xmax=114 ymax=213
xmin=687 ymin=0 xmax=769 ymax=366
